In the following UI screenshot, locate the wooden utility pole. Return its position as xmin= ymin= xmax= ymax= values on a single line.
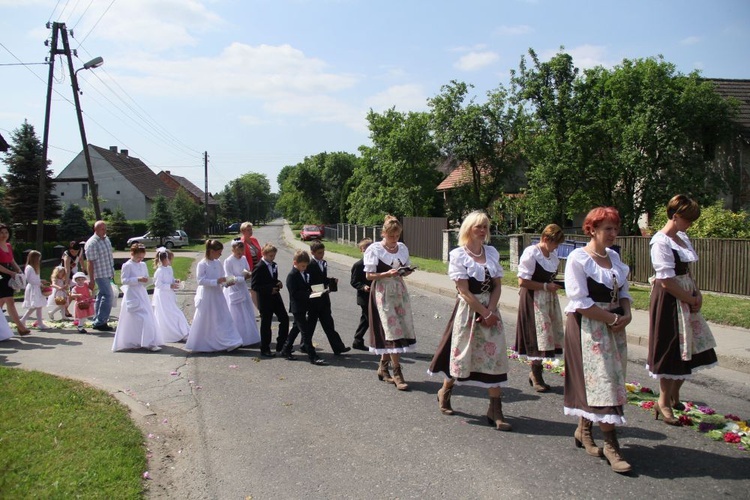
xmin=204 ymin=151 xmax=209 ymax=237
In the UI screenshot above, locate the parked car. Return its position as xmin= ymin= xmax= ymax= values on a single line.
xmin=126 ymin=230 xmax=189 ymax=249
xmin=225 ymin=222 xmax=241 ymax=233
xmin=300 ymin=225 xmax=324 ymax=241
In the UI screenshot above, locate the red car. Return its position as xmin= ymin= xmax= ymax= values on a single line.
xmin=300 ymin=225 xmax=324 ymax=241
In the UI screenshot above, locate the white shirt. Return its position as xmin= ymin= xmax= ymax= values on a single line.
xmin=448 ymin=245 xmax=504 ymax=282
xmin=650 ymin=231 xmax=698 ymax=279
xmin=563 ymin=248 xmax=632 ymax=313
xmin=363 ymin=242 xmax=410 ymax=273
xmin=517 ymin=244 xmax=559 ymax=280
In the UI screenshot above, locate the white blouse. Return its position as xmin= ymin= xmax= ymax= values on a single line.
xmin=364 ymin=242 xmax=411 ymax=273
xmin=154 ymin=265 xmax=175 ymax=290
xmin=448 ymin=245 xmax=504 ymax=282
xmin=517 ymin=244 xmax=559 ymax=280
xmin=563 ymin=248 xmax=632 ymax=314
xmin=650 ymin=231 xmax=698 ymax=279
xmin=120 ymin=260 xmax=148 ymax=288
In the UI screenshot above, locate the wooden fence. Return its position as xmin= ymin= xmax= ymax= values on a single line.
xmin=520 ymin=234 xmax=750 ymax=296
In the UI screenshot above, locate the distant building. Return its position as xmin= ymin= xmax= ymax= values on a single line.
xmin=53 ymin=145 xmax=175 ymax=220
xmin=0 ymin=132 xmax=9 ymax=152
xmin=157 ymin=170 xmax=218 ymax=219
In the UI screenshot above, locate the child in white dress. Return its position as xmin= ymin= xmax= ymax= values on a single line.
xmin=223 ymin=240 xmax=261 ymax=347
xmin=152 ymin=247 xmax=189 ymax=342
xmin=186 ymin=240 xmax=243 ymax=352
xmin=20 ymin=250 xmax=49 ymax=330
xmin=112 ymin=244 xmax=164 ymax=352
xmin=47 ymin=265 xmax=69 ymax=321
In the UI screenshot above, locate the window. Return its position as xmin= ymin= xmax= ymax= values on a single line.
xmin=60 ymin=192 xmax=65 ymax=196
xmin=81 ymin=183 xmax=88 ymax=198
xmin=116 ymin=190 xmax=120 ymax=195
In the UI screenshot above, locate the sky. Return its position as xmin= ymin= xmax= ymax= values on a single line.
xmin=1 ymin=0 xmax=749 ymax=195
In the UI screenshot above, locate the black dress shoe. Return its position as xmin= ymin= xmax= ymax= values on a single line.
xmin=283 ymin=352 xmax=295 ymax=361
xmin=310 ymin=357 xmax=327 ymax=366
xmin=351 ymin=342 xmax=368 ymax=351
xmin=334 ymin=346 xmax=351 ymax=355
xmin=92 ymin=324 xmax=113 ymax=332
xmin=298 ymin=345 xmax=309 ymax=354
xmin=260 ymin=350 xmax=276 ymax=358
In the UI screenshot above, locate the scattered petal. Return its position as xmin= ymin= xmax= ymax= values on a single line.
xmin=147 ymin=433 xmax=155 ymax=439
xmin=162 ymin=419 xmax=168 ymax=424
xmin=143 ymin=471 xmax=151 ymax=480
xmin=170 ymin=371 xmax=180 ymax=376
xmin=229 ymin=364 xmax=238 ymax=369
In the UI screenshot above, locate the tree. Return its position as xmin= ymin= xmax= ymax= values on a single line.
xmin=650 ymin=201 xmax=750 ymax=239
xmin=1 ymin=120 xmax=60 ymax=235
xmin=147 ymin=195 xmax=174 ymax=246
xmin=58 ymin=204 xmax=90 ymax=242
xmin=170 ymin=187 xmax=204 ymax=237
xmin=346 ymin=109 xmax=442 ymax=224
xmin=105 ymin=207 xmax=132 ymax=250
xmin=0 ymin=184 xmax=12 ymax=224
xmin=216 ymin=173 xmax=272 ymax=225
xmin=428 ymin=81 xmax=526 ymax=215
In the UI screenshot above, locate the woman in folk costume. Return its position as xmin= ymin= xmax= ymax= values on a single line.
xmin=152 ymin=247 xmax=189 ymax=343
xmin=112 ymin=244 xmax=164 ymax=352
xmin=514 ymin=224 xmax=565 ymax=392
xmin=186 ymin=240 xmax=243 ymax=353
xmin=223 ymin=240 xmax=261 ymax=346
xmin=563 ymin=206 xmax=633 ymax=474
xmin=647 ymin=194 xmax=717 ymax=425
xmin=364 ymin=215 xmax=416 ymax=391
xmin=428 ymin=211 xmax=512 ymax=431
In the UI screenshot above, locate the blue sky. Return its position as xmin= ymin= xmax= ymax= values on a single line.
xmin=1 ymin=0 xmax=749 ymax=194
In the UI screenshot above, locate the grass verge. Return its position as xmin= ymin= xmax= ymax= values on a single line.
xmin=0 ymin=367 xmax=146 ymax=498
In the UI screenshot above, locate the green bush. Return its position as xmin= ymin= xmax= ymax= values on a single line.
xmin=650 ymin=201 xmax=750 ymax=239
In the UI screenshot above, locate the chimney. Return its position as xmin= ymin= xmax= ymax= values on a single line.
xmin=121 ymin=149 xmax=128 ymax=157
xmin=109 ymin=146 xmax=117 ymax=153
xmin=165 ymin=170 xmax=171 ymax=175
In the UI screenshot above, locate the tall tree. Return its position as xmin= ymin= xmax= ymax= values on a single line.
xmin=217 ymin=173 xmax=272 ymax=225
xmin=428 ymin=81 xmax=526 ymax=215
xmin=147 ymin=194 xmax=174 ymax=246
xmin=58 ymin=204 xmax=90 ymax=242
xmin=347 ymin=109 xmax=442 ymax=224
xmin=105 ymin=207 xmax=132 ymax=250
xmin=1 ymin=121 xmax=60 ymax=235
xmin=170 ymin=187 xmax=204 ymax=237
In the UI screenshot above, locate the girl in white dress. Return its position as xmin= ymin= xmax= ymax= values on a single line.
xmin=47 ymin=266 xmax=69 ymax=321
xmin=152 ymin=247 xmax=189 ymax=343
xmin=20 ymin=250 xmax=49 ymax=330
xmin=223 ymin=240 xmax=261 ymax=347
xmin=186 ymin=240 xmax=243 ymax=353
xmin=112 ymin=244 xmax=164 ymax=352
xmin=0 ymin=308 xmax=12 ymax=341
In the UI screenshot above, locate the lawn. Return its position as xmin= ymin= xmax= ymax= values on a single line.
xmin=0 ymin=367 xmax=146 ymax=498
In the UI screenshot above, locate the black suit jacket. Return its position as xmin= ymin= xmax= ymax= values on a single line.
xmin=250 ymin=259 xmax=283 ymax=312
xmin=286 ymin=268 xmax=311 ymax=314
xmin=350 ymin=258 xmax=371 ymax=307
xmin=307 ymin=258 xmax=333 ymax=310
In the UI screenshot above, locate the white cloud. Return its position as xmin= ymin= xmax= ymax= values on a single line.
xmin=454 ymin=51 xmax=500 ymax=71
xmin=680 ymin=35 xmax=702 ymax=45
xmin=365 ymin=84 xmax=429 ymax=113
xmin=541 ymin=44 xmax=612 ymax=69
xmin=496 ymin=24 xmax=533 ymax=36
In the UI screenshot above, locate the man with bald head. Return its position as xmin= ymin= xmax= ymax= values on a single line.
xmin=84 ymin=220 xmax=115 ymax=331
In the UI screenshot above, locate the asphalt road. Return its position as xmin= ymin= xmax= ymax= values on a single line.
xmin=3 ymin=221 xmax=749 ymax=499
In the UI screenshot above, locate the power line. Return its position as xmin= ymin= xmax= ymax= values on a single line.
xmin=75 ymin=0 xmax=117 ymax=48
xmin=70 ymin=0 xmax=96 ymax=31
xmin=47 ymin=0 xmax=64 ymax=23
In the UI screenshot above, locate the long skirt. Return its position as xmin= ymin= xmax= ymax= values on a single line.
xmin=112 ymin=286 xmax=164 ymax=351
xmin=224 ymin=286 xmax=261 ymax=346
xmin=153 ymin=288 xmax=189 ymax=343
xmin=563 ymin=306 xmax=627 ymax=425
xmin=514 ymin=287 xmax=563 ymax=360
xmin=367 ymin=275 xmax=416 ymax=354
xmin=647 ymin=278 xmax=717 ymax=379
xmin=428 ymin=292 xmax=508 ymax=388
xmin=186 ymin=287 xmax=243 ymax=352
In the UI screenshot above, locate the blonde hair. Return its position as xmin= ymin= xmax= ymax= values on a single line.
xmin=240 ymin=222 xmax=253 ymax=232
xmin=541 ymin=224 xmax=565 ymax=244
xmin=458 ymin=211 xmax=490 ymax=247
xmin=381 ymin=215 xmax=402 ymax=237
xmin=358 ymin=238 xmax=373 ymax=251
xmin=154 ymin=248 xmax=174 ymax=270
xmin=51 ymin=265 xmax=67 ymax=280
xmin=26 ymin=250 xmax=42 ymax=273
xmin=262 ymin=243 xmax=277 ymax=256
xmin=130 ymin=243 xmax=147 ymax=256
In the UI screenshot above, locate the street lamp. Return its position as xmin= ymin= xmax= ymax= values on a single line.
xmin=69 ymin=55 xmax=104 ymax=220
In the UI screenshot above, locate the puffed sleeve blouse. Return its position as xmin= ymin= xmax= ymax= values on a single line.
xmin=563 ymin=248 xmax=632 ymax=314
xmin=649 ymin=231 xmax=698 ymax=279
xmin=517 ymin=244 xmax=559 ymax=281
xmin=448 ymin=245 xmax=504 ymax=282
xmin=363 ymin=242 xmax=410 ymax=273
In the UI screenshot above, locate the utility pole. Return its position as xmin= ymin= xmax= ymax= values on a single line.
xmin=204 ymin=151 xmax=209 ymax=238
xmin=39 ymin=22 xmax=102 ymax=250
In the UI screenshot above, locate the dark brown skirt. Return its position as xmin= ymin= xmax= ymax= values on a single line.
xmin=563 ymin=313 xmax=625 ymax=423
xmin=514 ymin=287 xmax=561 ymax=359
xmin=647 ymin=284 xmax=718 ymax=378
xmin=428 ymin=299 xmax=508 ymax=386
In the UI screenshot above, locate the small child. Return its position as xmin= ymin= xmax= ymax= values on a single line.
xmin=20 ymin=250 xmax=49 ymax=330
xmin=350 ymin=238 xmax=373 ymax=350
xmin=250 ymin=243 xmax=290 ymax=356
xmin=152 ymin=247 xmax=189 ymax=343
xmin=185 ymin=240 xmax=243 ymax=352
xmin=306 ymin=240 xmax=349 ymax=354
xmin=70 ymin=272 xmax=94 ymax=333
xmin=47 ymin=265 xmax=69 ymax=321
xmin=280 ymin=250 xmax=326 ymax=365
xmin=223 ymin=240 xmax=261 ymax=347
xmin=112 ymin=243 xmax=164 ymax=352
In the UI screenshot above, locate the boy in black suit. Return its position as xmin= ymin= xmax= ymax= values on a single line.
xmin=281 ymin=250 xmax=326 ymax=365
xmin=305 ymin=240 xmax=350 ymax=355
xmin=250 ymin=243 xmax=289 ymax=357
xmin=350 ymin=238 xmax=373 ymax=351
